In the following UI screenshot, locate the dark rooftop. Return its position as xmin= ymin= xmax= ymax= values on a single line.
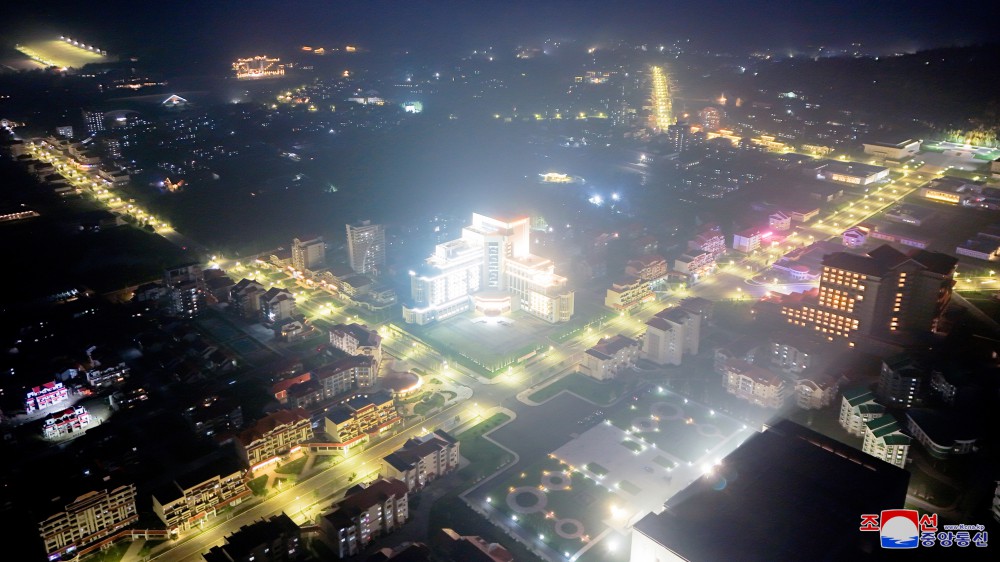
xmin=633 ymin=419 xmax=909 ymax=562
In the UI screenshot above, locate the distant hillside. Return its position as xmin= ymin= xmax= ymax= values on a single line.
xmin=750 ymin=44 xmax=1000 ymax=130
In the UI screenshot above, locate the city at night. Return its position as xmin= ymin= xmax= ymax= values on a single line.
xmin=2 ymin=1 xmax=999 ymax=561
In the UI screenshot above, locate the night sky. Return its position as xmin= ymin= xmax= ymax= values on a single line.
xmin=7 ymin=0 xmax=996 ymax=58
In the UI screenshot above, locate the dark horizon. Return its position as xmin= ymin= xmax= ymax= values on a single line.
xmin=6 ymin=0 xmax=996 ymax=59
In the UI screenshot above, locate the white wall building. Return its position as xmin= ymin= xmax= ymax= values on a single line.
xmin=838 ymin=388 xmax=885 ymax=437
xmin=403 ymin=213 xmax=574 ymax=325
xmin=862 ymin=415 xmax=910 ymax=468
xmin=346 ymin=220 xmax=385 ymax=276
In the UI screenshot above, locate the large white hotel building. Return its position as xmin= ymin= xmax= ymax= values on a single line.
xmin=403 ymin=213 xmax=574 ymax=325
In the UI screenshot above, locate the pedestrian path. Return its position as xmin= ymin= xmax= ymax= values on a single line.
xmin=120 ymin=538 xmax=145 ymax=562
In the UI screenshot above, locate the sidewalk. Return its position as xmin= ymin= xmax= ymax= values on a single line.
xmin=120 ymin=538 xmax=145 ymax=562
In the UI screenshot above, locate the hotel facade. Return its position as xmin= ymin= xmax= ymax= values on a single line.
xmin=403 ymin=213 xmax=574 ymax=325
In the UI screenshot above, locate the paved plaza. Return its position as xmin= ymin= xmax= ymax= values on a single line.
xmin=413 ymin=310 xmax=556 ymax=368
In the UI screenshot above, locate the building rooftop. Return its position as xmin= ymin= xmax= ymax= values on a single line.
xmin=205 ymin=513 xmax=298 ymax=561
xmin=632 ymin=420 xmax=909 ymax=562
xmin=237 ymin=409 xmax=309 ymax=444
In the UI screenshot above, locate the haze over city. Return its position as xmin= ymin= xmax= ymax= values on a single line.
xmin=1 ymin=2 xmax=998 ymax=562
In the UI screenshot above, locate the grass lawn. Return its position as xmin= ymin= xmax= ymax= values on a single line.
xmin=80 ymin=541 xmax=129 ymax=562
xmin=529 ymin=373 xmax=624 ymax=405
xmin=248 ymin=475 xmax=269 ymax=496
xmin=275 ymin=456 xmax=308 ymax=475
xmin=414 ymin=392 xmax=447 ymax=416
xmin=456 ymin=413 xmax=514 ymax=484
xmin=585 ymin=462 xmax=609 ymax=477
xmin=620 ymin=439 xmax=643 ymax=453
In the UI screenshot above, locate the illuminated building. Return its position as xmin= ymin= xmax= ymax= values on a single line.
xmin=291 ymin=236 xmax=325 ymax=271
xmin=230 ymin=278 xmax=266 ymax=318
xmin=25 ymin=381 xmax=69 ymax=413
xmin=905 ymin=409 xmax=978 ymax=459
xmin=403 ymin=213 xmax=574 ymax=325
xmin=816 ymin=160 xmax=889 ymax=186
xmin=203 ymin=513 xmax=300 ymax=562
xmin=382 ymin=430 xmax=460 ymax=491
xmin=877 ymin=353 xmax=927 ymax=408
xmin=720 ymin=359 xmax=787 ymax=408
xmin=604 ymin=275 xmax=653 ymax=311
xmin=232 ymin=56 xmax=285 ymax=80
xmin=582 ymin=334 xmax=640 ymax=380
xmin=39 ymin=485 xmax=138 ymax=561
xmin=346 ymin=220 xmax=385 ymax=276
xmin=862 ymin=139 xmax=920 ymax=161
xmin=699 ymin=106 xmax=722 ymax=131
xmin=920 ymin=176 xmax=979 ymax=205
xmin=643 ymin=304 xmax=705 ymax=366
xmin=235 ymin=409 xmax=313 ymax=471
xmin=625 ymin=254 xmax=668 ymax=285
xmin=169 ymin=280 xmax=204 ymax=318
xmin=312 ymin=392 xmax=399 ymax=456
xmin=768 ymin=211 xmax=791 ymax=231
xmin=673 ymin=250 xmax=716 ymax=283
xmin=83 ymin=110 xmax=105 ymax=134
xmin=42 ymin=406 xmax=92 ymax=439
xmin=861 ymin=416 xmax=910 ymax=468
xmin=630 ymin=420 xmax=909 ymax=562
xmin=779 ymin=245 xmax=956 ymax=346
xmin=329 ymin=323 xmax=382 ymax=373
xmin=687 ymin=224 xmax=726 ymax=257
xmin=665 ymin=123 xmax=690 ymax=153
xmin=260 ymin=288 xmax=295 ymax=324
xmin=992 ymin=157 xmax=1000 ymax=180
xmin=838 ymin=388 xmax=885 ymax=437
xmin=841 ymin=226 xmax=868 ymax=248
xmin=732 ymin=227 xmax=763 ymax=253
xmin=152 ymin=456 xmax=250 ymax=535
xmin=319 ymin=478 xmax=409 ymax=559
xmin=794 ymin=376 xmax=839 ymax=410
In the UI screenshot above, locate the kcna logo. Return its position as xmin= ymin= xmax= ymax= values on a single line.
xmin=860 ymin=509 xmax=989 ymax=549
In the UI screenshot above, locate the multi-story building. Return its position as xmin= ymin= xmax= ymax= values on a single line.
xmin=346 ymin=220 xmax=386 ymax=277
xmin=235 ymin=409 xmax=313 ymax=471
xmin=687 ymin=224 xmax=726 ymax=258
xmin=604 ymin=275 xmax=653 ymax=312
xmin=382 ymin=430 xmax=460 ymax=491
xmin=25 ymin=381 xmax=69 ymax=413
xmin=83 ymin=110 xmax=105 ymax=134
xmin=625 ymin=255 xmax=668 ymax=285
xmin=877 ymin=353 xmax=926 ymax=409
xmin=39 ymin=484 xmax=138 ymax=561
xmin=260 ymin=288 xmax=295 ymax=324
xmin=85 ymin=362 xmax=130 ymax=387
xmin=284 ymin=356 xmax=377 ymax=408
xmin=329 ymin=323 xmax=383 ymax=370
xmin=203 ymin=513 xmax=300 ymax=562
xmin=642 ymin=305 xmax=704 ymax=366
xmin=169 ymin=280 xmax=205 ymax=318
xmin=905 ymin=409 xmax=978 ymax=459
xmin=779 ymin=245 xmax=957 ymax=347
xmin=732 ymin=228 xmax=763 ymax=253
xmin=291 ymin=236 xmax=325 ymax=271
xmin=794 ymin=376 xmax=839 ymax=410
xmin=403 ymin=213 xmax=574 ymax=325
xmin=314 ymin=392 xmax=399 ymax=455
xmin=769 ymin=211 xmax=791 ymax=231
xmin=42 ymin=406 xmax=92 ymax=439
xmin=861 ymin=416 xmax=910 ymax=468
xmin=319 ymin=478 xmax=409 ymax=559
xmin=153 ymin=456 xmax=250 ymax=535
xmin=720 ymin=359 xmax=787 ymax=409
xmin=230 ymin=279 xmax=265 ymax=318
xmin=838 ymin=388 xmax=885 ymax=437
xmin=673 ymin=250 xmax=716 ymax=283
xmin=581 ymin=335 xmax=640 ymax=380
